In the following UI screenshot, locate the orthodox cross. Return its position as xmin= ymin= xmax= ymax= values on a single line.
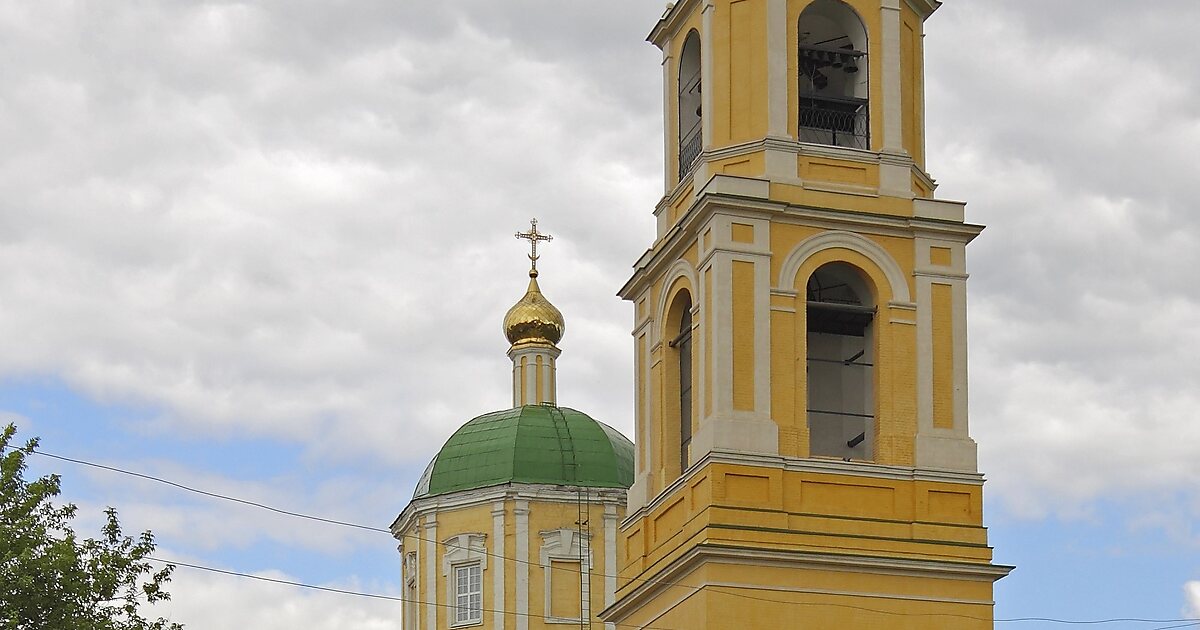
xmin=515 ymin=218 xmax=553 ymax=275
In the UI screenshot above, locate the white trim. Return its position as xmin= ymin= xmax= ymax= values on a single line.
xmin=776 ymin=230 xmax=912 ymax=303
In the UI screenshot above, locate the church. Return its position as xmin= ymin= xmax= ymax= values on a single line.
xmin=391 ymin=0 xmax=1011 ymax=628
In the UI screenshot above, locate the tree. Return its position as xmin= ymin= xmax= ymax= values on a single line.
xmin=0 ymin=424 xmax=183 ymax=630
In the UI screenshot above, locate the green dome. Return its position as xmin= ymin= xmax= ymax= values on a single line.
xmin=414 ymin=405 xmax=634 ymax=498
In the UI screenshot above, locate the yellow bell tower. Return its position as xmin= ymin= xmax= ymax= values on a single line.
xmin=603 ymin=1 xmax=1011 ymax=628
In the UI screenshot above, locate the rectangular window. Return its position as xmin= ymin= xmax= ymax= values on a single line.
xmin=454 ymin=563 xmax=482 ymax=625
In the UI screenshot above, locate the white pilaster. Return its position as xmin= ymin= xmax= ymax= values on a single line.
xmin=701 ymin=1 xmax=715 ymax=150
xmin=880 ymin=0 xmax=903 ymax=152
xmin=914 ymin=236 xmax=977 ymax=471
xmin=492 ymin=502 xmax=505 ymax=630
xmin=691 ymin=210 xmax=779 ymax=459
xmin=766 ymin=0 xmax=787 ymax=137
xmin=661 ymin=44 xmax=673 ymax=194
xmin=603 ymin=504 xmax=618 ymax=630
xmin=515 ymin=501 xmax=530 ymax=630
xmin=423 ymin=516 xmax=437 ymax=630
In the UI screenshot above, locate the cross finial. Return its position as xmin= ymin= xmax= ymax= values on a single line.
xmin=515 ymin=218 xmax=553 ymax=277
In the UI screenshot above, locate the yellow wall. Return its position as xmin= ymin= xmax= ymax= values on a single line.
xmin=398 ymin=492 xmax=625 ymax=630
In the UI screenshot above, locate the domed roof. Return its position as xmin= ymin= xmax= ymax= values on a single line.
xmin=414 ymin=405 xmax=634 ymax=499
xmin=503 ymin=272 xmax=565 ymax=346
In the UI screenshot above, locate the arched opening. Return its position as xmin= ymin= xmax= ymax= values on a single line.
xmin=676 ymin=306 xmax=693 ymax=473
xmin=798 ymin=0 xmax=869 ymax=149
xmin=665 ymin=290 xmax=694 ymax=477
xmin=678 ymin=30 xmax=702 ymax=180
xmin=806 ymin=262 xmax=875 ymax=460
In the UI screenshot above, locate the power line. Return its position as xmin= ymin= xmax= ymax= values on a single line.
xmin=13 ymin=443 xmax=1200 ymax=627
xmin=18 ymin=444 xmax=389 ymax=533
xmin=148 ymin=555 xmax=681 ymax=630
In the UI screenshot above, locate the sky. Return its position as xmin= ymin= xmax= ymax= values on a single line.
xmin=1 ymin=0 xmax=1198 ymax=628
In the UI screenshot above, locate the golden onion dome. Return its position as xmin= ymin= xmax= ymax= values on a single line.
xmin=503 ymin=271 xmax=565 ymax=346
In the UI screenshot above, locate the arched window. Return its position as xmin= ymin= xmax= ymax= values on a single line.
xmin=798 ymin=0 xmax=869 ymax=149
xmin=678 ymin=30 xmax=702 ymax=180
xmin=676 ymin=305 xmax=693 ymax=473
xmin=806 ymin=262 xmax=874 ymax=460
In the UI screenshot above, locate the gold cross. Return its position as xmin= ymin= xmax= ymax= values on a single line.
xmin=515 ymin=218 xmax=553 ymax=275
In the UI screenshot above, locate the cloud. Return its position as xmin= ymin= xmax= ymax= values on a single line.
xmin=1 ymin=0 xmax=1198 ymax=545
xmin=60 ymin=455 xmax=396 ymax=556
xmin=153 ymin=556 xmax=397 ymax=630
xmin=0 ymin=1 xmax=661 ymax=467
xmin=924 ymin=1 xmax=1200 ymax=521
xmin=1186 ymin=581 xmax=1200 ymax=618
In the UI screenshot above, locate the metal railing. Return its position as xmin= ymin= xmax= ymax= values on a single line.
xmin=799 ymin=95 xmax=869 ymax=150
xmin=678 ymin=126 xmax=702 ymax=179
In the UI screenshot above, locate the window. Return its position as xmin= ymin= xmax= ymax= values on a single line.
xmin=798 ymin=0 xmax=869 ymax=149
xmin=453 ymin=563 xmax=482 ymax=625
xmin=806 ymin=262 xmax=875 ymax=460
xmin=678 ymin=30 xmax=702 ymax=180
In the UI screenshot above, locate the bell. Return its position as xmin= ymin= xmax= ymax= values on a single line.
xmin=844 ymin=56 xmax=859 ymax=74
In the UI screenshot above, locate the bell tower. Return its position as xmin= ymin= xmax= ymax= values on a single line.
xmin=603 ymin=1 xmax=1011 ymax=628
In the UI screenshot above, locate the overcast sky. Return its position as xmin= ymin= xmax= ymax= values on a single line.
xmin=2 ymin=1 xmax=1198 ymax=628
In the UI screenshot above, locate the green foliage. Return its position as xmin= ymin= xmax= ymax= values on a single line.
xmin=0 ymin=424 xmax=183 ymax=630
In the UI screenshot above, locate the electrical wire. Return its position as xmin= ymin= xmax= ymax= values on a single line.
xmin=12 ymin=443 xmax=1200 ymax=628
xmin=148 ymin=555 xmax=681 ymax=630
